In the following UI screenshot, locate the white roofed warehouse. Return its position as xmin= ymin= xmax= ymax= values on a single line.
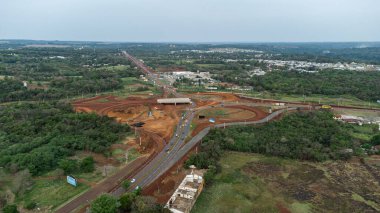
xmin=157 ymin=98 xmax=192 ymax=105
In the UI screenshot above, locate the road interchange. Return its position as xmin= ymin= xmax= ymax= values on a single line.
xmin=55 ymin=52 xmax=379 ymax=212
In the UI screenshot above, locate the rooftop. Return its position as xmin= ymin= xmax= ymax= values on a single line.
xmin=165 ymin=173 xmax=204 ymax=213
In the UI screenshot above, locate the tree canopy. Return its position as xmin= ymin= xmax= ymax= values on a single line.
xmin=91 ymin=194 xmax=120 ymax=213
xmin=195 ymin=111 xmax=359 ymax=162
xmin=0 ymin=102 xmax=129 ymax=175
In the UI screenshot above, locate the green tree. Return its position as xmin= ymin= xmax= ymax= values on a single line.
xmin=119 ymin=193 xmax=135 ymax=211
xmin=371 ymin=134 xmax=380 ymax=146
xmin=2 ymin=204 xmax=19 ymax=213
xmin=122 ymin=180 xmax=131 ymax=190
xmin=132 ymin=196 xmax=168 ymax=213
xmin=58 ymin=159 xmax=78 ymax=175
xmin=80 ymin=156 xmax=95 ymax=173
xmin=24 ymin=201 xmax=37 ymax=210
xmin=91 ymin=194 xmax=120 ymax=213
xmin=204 ymin=165 xmax=217 ymax=186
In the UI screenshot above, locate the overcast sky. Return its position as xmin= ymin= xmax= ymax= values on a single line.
xmin=1 ymin=0 xmax=379 ymax=42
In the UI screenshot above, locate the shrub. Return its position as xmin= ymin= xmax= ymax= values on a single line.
xmin=2 ymin=204 xmax=19 ymax=213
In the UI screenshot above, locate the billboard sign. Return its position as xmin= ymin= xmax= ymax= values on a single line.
xmin=67 ymin=176 xmax=77 ymax=187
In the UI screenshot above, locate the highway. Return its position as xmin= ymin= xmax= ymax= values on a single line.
xmin=57 ymin=52 xmax=369 ymax=212
xmin=112 ymin=52 xmax=196 ymax=195
xmin=113 ymin=52 xmax=295 ymax=193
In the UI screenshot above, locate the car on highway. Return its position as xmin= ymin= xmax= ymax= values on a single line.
xmin=131 ymin=178 xmax=136 ymax=183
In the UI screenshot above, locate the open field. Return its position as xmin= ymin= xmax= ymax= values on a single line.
xmin=192 ymin=152 xmax=380 ymax=213
xmin=56 ymin=77 xmax=161 ymax=102
xmin=104 ymin=77 xmax=161 ymax=98
xmin=333 ymin=108 xmax=380 ymax=118
xmin=191 ymin=105 xmax=268 ymax=137
xmin=4 ymin=135 xmax=140 ymax=212
xmin=199 ymin=107 xmax=257 ymax=120
xmin=238 ymin=91 xmax=380 ymax=109
xmin=178 ymin=85 xmax=380 ymax=109
xmin=17 ymin=179 xmax=89 ymax=212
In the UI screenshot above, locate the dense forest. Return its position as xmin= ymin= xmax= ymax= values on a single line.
xmin=186 ymin=111 xmax=362 ymax=173
xmin=217 ymin=70 xmax=380 ymax=101
xmin=0 ymin=102 xmax=129 ymax=175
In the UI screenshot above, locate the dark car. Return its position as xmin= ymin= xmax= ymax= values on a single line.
xmin=131 ymin=122 xmax=145 ymax=127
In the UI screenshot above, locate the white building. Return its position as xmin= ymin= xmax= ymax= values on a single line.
xmin=157 ymin=98 xmax=192 ymax=105
xmin=165 ymin=172 xmax=204 ymax=213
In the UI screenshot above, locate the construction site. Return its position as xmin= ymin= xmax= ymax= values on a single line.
xmin=69 ymin=90 xmax=274 ymax=210
xmin=55 ymin=52 xmax=380 ymax=213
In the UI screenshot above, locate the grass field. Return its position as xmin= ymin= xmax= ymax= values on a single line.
xmin=126 ymin=148 xmax=140 ymax=163
xmin=192 ymin=152 xmax=380 ymax=213
xmin=243 ymin=91 xmax=380 ymax=109
xmin=333 ymin=108 xmax=380 ymax=118
xmin=108 ymin=77 xmax=161 ymax=98
xmin=203 ymin=109 xmax=227 ymax=117
xmin=349 ymin=124 xmax=379 ymax=141
xmin=177 ymin=84 xmax=380 ymax=109
xmin=17 ymin=179 xmax=89 ymax=210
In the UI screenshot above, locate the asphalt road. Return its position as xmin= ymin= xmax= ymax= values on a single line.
xmin=55 ymin=155 xmax=150 ymax=213
xmin=112 ymin=109 xmax=195 ymax=195
xmin=110 ymin=52 xmax=197 ymax=195
xmin=54 ymin=52 xmax=326 ymax=212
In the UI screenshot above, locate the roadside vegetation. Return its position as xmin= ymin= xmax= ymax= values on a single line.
xmin=0 ymin=102 xmax=129 ymax=210
xmin=0 ymin=46 xmax=160 ymax=211
xmin=90 ymin=190 xmax=170 ymax=213
xmin=185 ymin=110 xmax=380 ymax=186
xmin=0 ymin=102 xmax=129 ymax=175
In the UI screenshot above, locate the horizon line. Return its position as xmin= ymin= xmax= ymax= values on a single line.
xmin=1 ymin=38 xmax=380 ymax=44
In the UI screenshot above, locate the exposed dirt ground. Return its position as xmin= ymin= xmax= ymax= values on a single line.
xmin=190 ymin=92 xmax=240 ymax=103
xmin=72 ymin=95 xmax=187 ymax=152
xmin=142 ymin=146 xmax=200 ymax=204
xmin=71 ymin=92 xmax=273 ymax=205
xmin=191 ymin=105 xmax=268 ymax=137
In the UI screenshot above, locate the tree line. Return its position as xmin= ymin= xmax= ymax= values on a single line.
xmin=185 ymin=111 xmax=371 ymax=186
xmin=217 ymin=70 xmax=380 ymax=101
xmin=0 ymin=102 xmax=129 ymax=175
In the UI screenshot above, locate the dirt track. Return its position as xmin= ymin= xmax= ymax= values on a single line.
xmin=192 ymin=105 xmax=268 ymax=137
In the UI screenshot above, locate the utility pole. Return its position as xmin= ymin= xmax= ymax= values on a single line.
xmin=104 ymin=166 xmax=108 ymax=177
xmin=156 ymin=182 xmax=160 ymax=194
xmin=125 ymin=150 xmax=129 ymax=163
